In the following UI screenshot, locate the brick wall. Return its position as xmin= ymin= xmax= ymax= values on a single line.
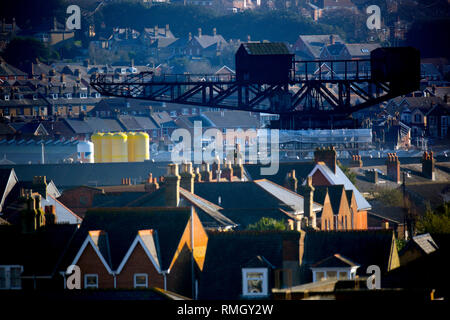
xmin=76 ymin=244 xmax=114 ymax=289
xmin=116 ymin=242 xmax=164 ymax=289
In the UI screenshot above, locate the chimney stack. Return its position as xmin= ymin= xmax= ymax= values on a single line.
xmin=44 ymin=205 xmax=57 ymax=225
xmin=284 ymin=170 xmax=298 ymax=193
xmin=180 ymin=162 xmax=195 ymax=193
xmin=330 ymin=35 xmax=335 ymax=45
xmin=188 ymin=32 xmax=192 ymax=41
xmin=213 ymin=27 xmax=217 ymax=36
xmin=232 ymin=158 xmax=244 ymax=180
xmin=154 ymin=25 xmax=159 ymax=37
xmin=366 ymin=169 xmax=379 ymax=184
xmin=198 ymin=28 xmax=202 ymax=38
xmin=222 ymin=161 xmax=234 ymax=181
xmin=194 ymin=167 xmax=201 ymax=182
xmin=298 ymin=176 xmax=316 ymax=229
xmin=165 ymin=24 xmax=170 ymax=35
xmin=165 ymin=164 xmax=181 ymax=207
xmin=32 ymin=176 xmax=48 ymax=199
xmin=421 ymin=151 xmax=435 ymax=180
xmin=145 ymin=173 xmax=159 ymax=193
xmin=386 ymin=153 xmax=401 ymax=184
xmin=314 ymin=147 xmax=337 ymax=174
xmin=200 ymin=162 xmax=212 ymax=182
xmin=350 ymin=155 xmax=363 ymax=168
xmin=212 ymin=157 xmax=221 ymax=181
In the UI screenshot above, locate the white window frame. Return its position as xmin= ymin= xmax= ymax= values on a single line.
xmin=134 ymin=273 xmax=148 ymax=288
xmin=242 ymin=268 xmax=268 ymax=297
xmin=84 ymin=274 xmax=98 ymax=289
xmin=80 ymin=92 xmax=87 ymax=99
xmin=4 ymin=94 xmax=10 ymax=101
xmin=311 ymin=267 xmax=358 ymax=282
xmin=0 ymin=265 xmax=23 ymax=290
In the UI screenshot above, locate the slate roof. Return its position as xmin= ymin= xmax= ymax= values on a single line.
xmin=0 ymin=161 xmax=170 ymax=188
xmin=411 ymin=233 xmax=439 ymax=255
xmin=198 ymin=231 xmax=300 ymax=299
xmin=117 ymin=115 xmax=158 ymax=131
xmin=194 ymin=35 xmax=227 ymax=49
xmin=346 ymin=43 xmax=380 ymax=57
xmin=0 ymin=168 xmax=17 ymax=212
xmin=201 ymin=111 xmax=260 ymax=128
xmin=241 ymin=42 xmax=291 ymax=55
xmin=245 ymin=162 xmax=316 ymax=186
xmin=0 ymin=58 xmax=27 ymax=77
xmin=193 ymin=181 xmax=299 ymax=228
xmin=0 ymin=224 xmax=78 ymax=276
xmin=300 ymin=230 xmax=399 ymax=283
xmin=61 ymin=207 xmax=192 ymax=271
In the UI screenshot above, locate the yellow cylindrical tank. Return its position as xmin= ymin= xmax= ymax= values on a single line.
xmin=91 ymin=132 xmax=103 ymax=163
xmin=134 ymin=132 xmax=150 ymax=162
xmin=127 ymin=132 xmax=136 ymax=162
xmin=101 ymin=132 xmax=113 ymax=163
xmin=111 ymin=132 xmax=128 ymax=163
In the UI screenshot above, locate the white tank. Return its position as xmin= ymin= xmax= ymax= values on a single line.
xmin=77 ymin=141 xmax=94 ymax=163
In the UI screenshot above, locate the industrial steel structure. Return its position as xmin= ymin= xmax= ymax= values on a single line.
xmin=90 ymin=44 xmax=420 ymax=129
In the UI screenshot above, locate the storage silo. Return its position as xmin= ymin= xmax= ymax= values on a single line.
xmin=127 ymin=132 xmax=136 ymax=162
xmin=101 ymin=132 xmax=114 ymax=163
xmin=134 ymin=132 xmax=150 ymax=162
xmin=91 ymin=132 xmax=103 ymax=163
xmin=111 ymin=132 xmax=128 ymax=163
xmin=77 ymin=141 xmax=94 ymax=163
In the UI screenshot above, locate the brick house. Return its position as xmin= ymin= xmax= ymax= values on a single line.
xmin=62 ymin=206 xmax=208 ymax=297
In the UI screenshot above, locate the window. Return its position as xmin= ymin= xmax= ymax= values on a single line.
xmin=134 ymin=274 xmax=148 ymax=288
xmin=33 ymin=94 xmax=38 ymax=100
xmin=414 ymin=114 xmax=422 ymax=123
xmin=192 ymin=108 xmax=197 ymax=115
xmin=52 ymin=94 xmax=58 ymax=100
xmin=339 ymin=271 xmax=349 ymax=280
xmin=316 ymin=271 xmax=325 ymax=281
xmin=242 ymin=268 xmax=268 ymax=297
xmin=84 ymin=274 xmax=98 ymax=288
xmin=4 ymin=94 xmax=10 ymax=101
xmin=442 ymin=116 xmax=448 ymax=126
xmin=326 ymin=271 xmax=337 ymax=280
xmin=80 ymin=93 xmax=87 ymax=99
xmin=0 ymin=265 xmax=23 ymax=290
xmin=170 ymin=111 xmax=177 ymax=117
xmin=182 ymin=108 xmax=189 ymax=115
xmin=65 ymin=93 xmax=72 ymax=99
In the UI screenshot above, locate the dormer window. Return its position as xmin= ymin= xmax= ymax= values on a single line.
xmin=80 ymin=92 xmax=87 ymax=99
xmin=310 ymin=254 xmax=359 ymax=282
xmin=51 ymin=93 xmax=58 ymax=100
xmin=32 ymin=94 xmax=38 ymax=100
xmin=242 ymin=268 xmax=268 ymax=297
xmin=0 ymin=265 xmax=23 ymax=289
xmin=4 ymin=94 xmax=10 ymax=101
xmin=65 ymin=93 xmax=72 ymax=99
xmin=94 ymin=92 xmax=101 ymax=98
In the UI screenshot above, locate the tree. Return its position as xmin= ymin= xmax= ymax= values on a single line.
xmin=416 ymin=202 xmax=450 ymax=234
xmin=2 ymin=37 xmax=59 ymax=70
xmin=247 ymin=217 xmax=286 ymax=231
xmin=337 ymin=161 xmax=357 ymax=185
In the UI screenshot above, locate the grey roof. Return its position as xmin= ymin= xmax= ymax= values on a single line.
xmin=201 ymin=111 xmax=259 ymax=128
xmin=117 ymin=115 xmax=158 ymax=131
xmin=0 ymin=58 xmax=27 ymax=77
xmin=345 ymin=43 xmax=381 ymax=57
xmin=412 ymin=233 xmax=439 ymax=254
xmin=311 ymin=253 xmax=359 ymax=268
xmin=195 ymin=35 xmax=227 ymax=49
xmin=297 ymin=34 xmax=344 ymax=59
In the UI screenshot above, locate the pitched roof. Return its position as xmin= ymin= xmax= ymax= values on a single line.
xmin=194 ymin=35 xmax=227 ymax=49
xmin=198 ymin=231 xmax=300 ymax=299
xmin=412 ymin=233 xmax=439 ymax=254
xmin=0 ymin=168 xmax=18 ymax=212
xmin=62 ymin=207 xmax=192 ymax=271
xmin=300 ymin=230 xmax=399 ymax=283
xmin=201 ymin=111 xmax=260 ymax=128
xmin=346 ymin=43 xmax=381 ymax=57
xmin=297 ymin=35 xmax=344 ymax=59
xmin=245 ymin=162 xmax=316 ymax=186
xmin=0 ymin=58 xmax=27 ymax=77
xmin=241 ymin=42 xmax=291 ymax=55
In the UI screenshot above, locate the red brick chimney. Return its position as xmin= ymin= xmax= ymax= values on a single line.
xmin=314 ymin=147 xmax=337 ymax=174
xmin=350 ymin=155 xmax=363 ymax=168
xmin=44 ymin=205 xmax=57 ymax=225
xmin=421 ymin=151 xmax=435 ymax=180
xmin=145 ymin=173 xmax=159 ymax=193
xmin=221 ymin=161 xmax=233 ymax=181
xmin=386 ymin=153 xmax=401 ymax=184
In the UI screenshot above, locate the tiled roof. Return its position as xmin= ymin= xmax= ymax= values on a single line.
xmin=412 ymin=233 xmax=439 ymax=255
